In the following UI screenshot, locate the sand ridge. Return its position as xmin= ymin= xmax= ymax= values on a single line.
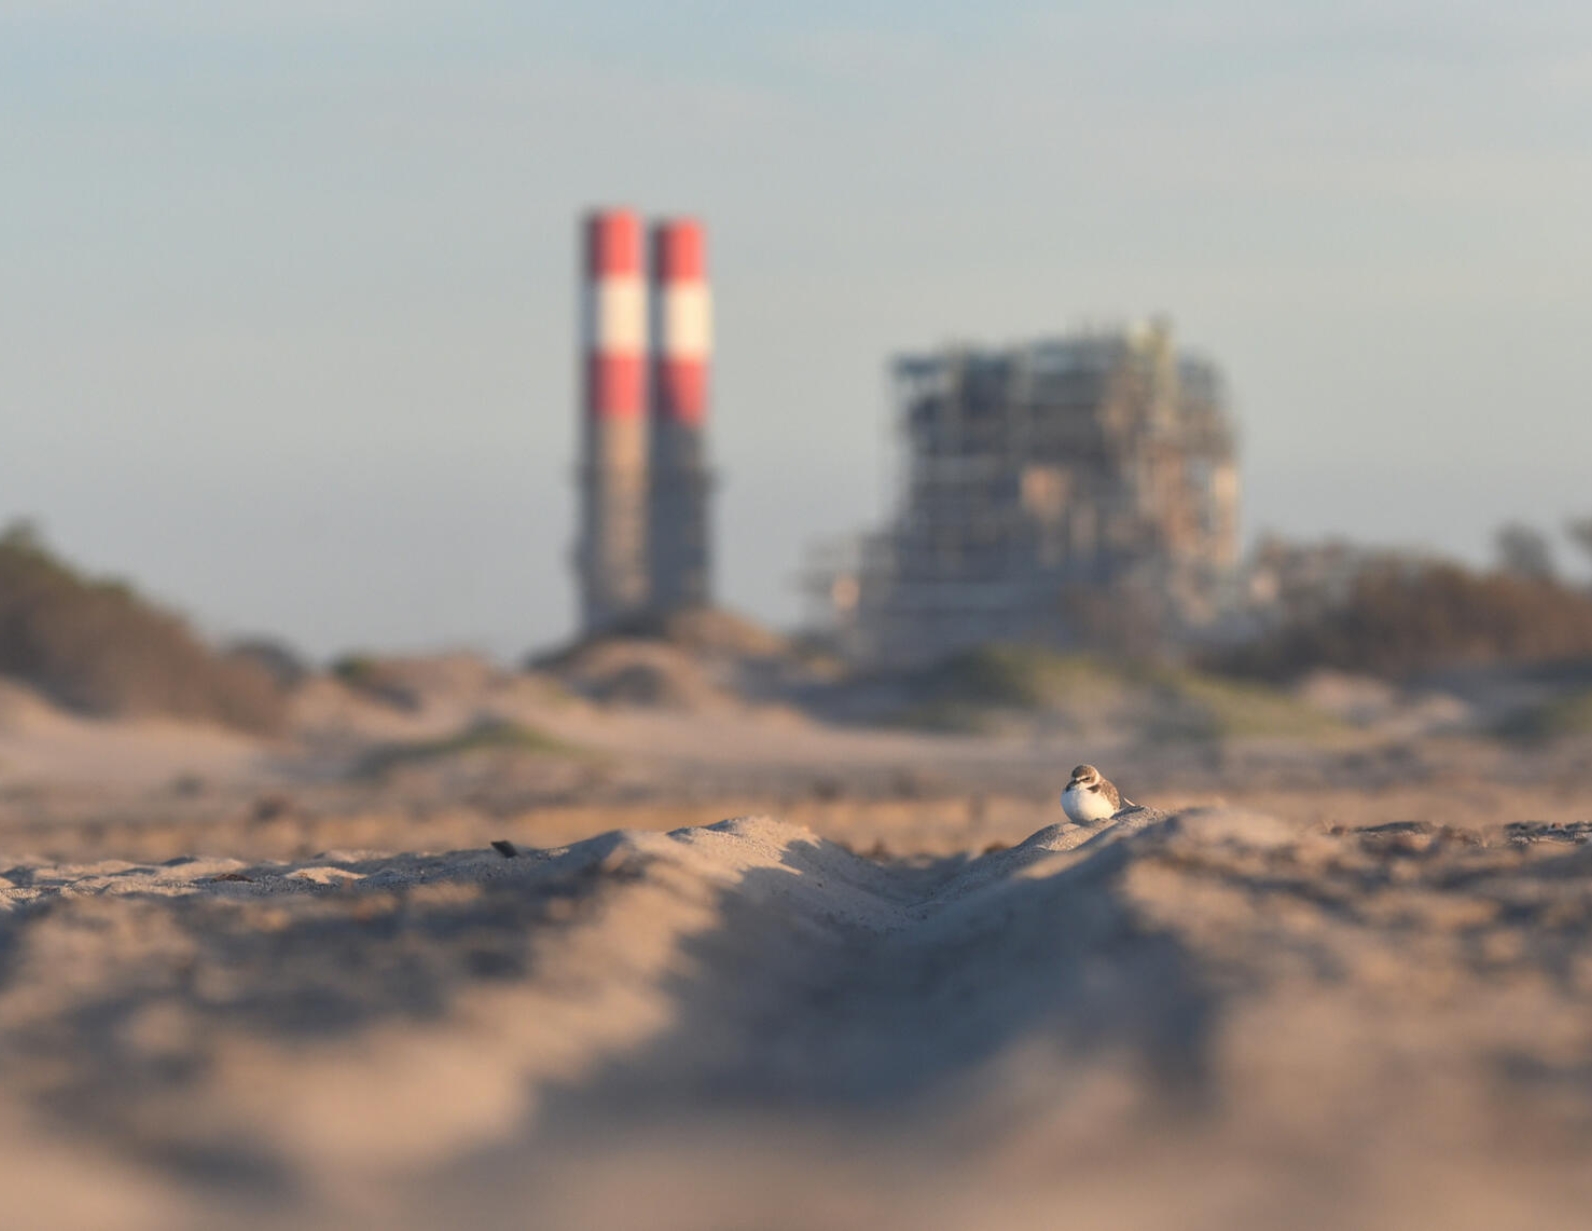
xmin=1 ymin=808 xmax=1592 ymax=1228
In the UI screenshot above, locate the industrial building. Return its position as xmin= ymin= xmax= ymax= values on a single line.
xmin=646 ymin=219 xmax=713 ymax=613
xmin=809 ymin=321 xmax=1240 ymax=666
xmin=575 ymin=208 xmax=714 ymax=636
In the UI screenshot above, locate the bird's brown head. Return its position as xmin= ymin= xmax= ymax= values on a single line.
xmin=1070 ymin=764 xmax=1099 ymax=784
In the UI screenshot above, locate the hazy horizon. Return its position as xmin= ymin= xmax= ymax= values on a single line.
xmin=5 ymin=2 xmax=1592 ymax=661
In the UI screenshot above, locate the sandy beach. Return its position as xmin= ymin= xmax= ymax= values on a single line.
xmin=3 ymin=779 xmax=1592 ymax=1228
xmin=2 ymin=648 xmax=1592 ymax=1228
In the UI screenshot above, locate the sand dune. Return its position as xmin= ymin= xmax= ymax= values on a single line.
xmin=0 ymin=679 xmax=267 ymax=793
xmin=2 ymin=806 xmax=1591 ymax=1228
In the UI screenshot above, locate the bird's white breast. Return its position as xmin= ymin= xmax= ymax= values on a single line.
xmin=1062 ymin=783 xmax=1117 ymax=823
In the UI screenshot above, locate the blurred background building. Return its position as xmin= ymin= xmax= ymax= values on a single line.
xmin=807 ymin=320 xmax=1240 ymax=666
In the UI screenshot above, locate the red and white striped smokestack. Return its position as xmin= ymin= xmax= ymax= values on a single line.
xmin=651 ymin=218 xmax=712 ymax=428
xmin=577 ymin=208 xmax=650 ymax=634
xmin=583 ymin=209 xmax=645 ymax=422
xmin=646 ymin=217 xmax=714 ymax=612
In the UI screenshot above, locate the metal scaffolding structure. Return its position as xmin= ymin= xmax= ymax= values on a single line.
xmin=809 ymin=320 xmax=1240 ymax=666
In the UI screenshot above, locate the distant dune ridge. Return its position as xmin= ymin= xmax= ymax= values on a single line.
xmin=5 ymin=519 xmax=1592 ymax=757
xmin=2 ymin=807 xmax=1592 ymax=1227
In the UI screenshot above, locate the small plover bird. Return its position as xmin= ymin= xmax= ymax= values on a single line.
xmin=1061 ymin=764 xmax=1132 ymax=824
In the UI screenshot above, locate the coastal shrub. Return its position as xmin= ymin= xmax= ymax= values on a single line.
xmin=915 ymin=645 xmax=1124 ymax=709
xmin=1224 ymin=561 xmax=1592 ymax=680
xmin=1142 ymin=667 xmax=1341 ymax=742
xmin=1495 ymin=688 xmax=1592 ymax=744
xmin=895 ymin=644 xmax=1336 ymax=740
xmin=356 ymin=718 xmax=575 ymax=776
xmin=0 ymin=522 xmax=286 ymax=734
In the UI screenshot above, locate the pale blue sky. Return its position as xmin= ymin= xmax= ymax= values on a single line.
xmin=4 ymin=2 xmax=1591 ymax=658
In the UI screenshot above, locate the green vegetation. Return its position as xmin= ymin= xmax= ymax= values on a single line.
xmin=1495 ymin=688 xmax=1592 ymax=744
xmin=331 ymin=653 xmax=416 ymax=710
xmin=0 ymin=521 xmax=286 ymax=734
xmin=894 ymin=642 xmax=1340 ymax=742
xmin=894 ymin=645 xmax=1127 ymax=733
xmin=1140 ymin=667 xmax=1342 ymax=742
xmin=332 ymin=654 xmax=382 ymax=687
xmin=356 ymin=718 xmax=577 ymax=776
xmin=918 ymin=644 xmax=1124 ymax=709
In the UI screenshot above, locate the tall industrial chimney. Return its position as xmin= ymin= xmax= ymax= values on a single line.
xmin=577 ymin=208 xmax=649 ymax=634
xmin=646 ymin=217 xmax=713 ymax=612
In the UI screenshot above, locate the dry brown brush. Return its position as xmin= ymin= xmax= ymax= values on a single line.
xmin=0 ymin=522 xmax=286 ymax=734
xmin=1224 ymin=560 xmax=1592 ymax=680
